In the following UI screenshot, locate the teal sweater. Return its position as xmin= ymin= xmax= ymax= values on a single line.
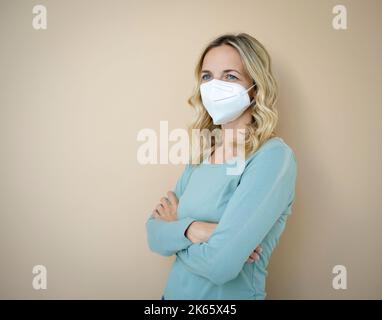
xmin=145 ymin=137 xmax=297 ymax=299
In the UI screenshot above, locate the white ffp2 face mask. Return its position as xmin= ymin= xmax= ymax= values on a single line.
xmin=200 ymin=79 xmax=256 ymax=125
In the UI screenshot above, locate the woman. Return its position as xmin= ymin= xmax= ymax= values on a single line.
xmin=146 ymin=33 xmax=297 ymax=300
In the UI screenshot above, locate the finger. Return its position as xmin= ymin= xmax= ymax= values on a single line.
xmin=254 ymin=246 xmax=263 ymax=254
xmin=167 ymin=191 xmax=178 ymax=206
xmin=152 ymin=210 xmax=160 ymax=219
xmin=156 ymin=204 xmax=165 ymax=215
xmin=250 ymin=252 xmax=260 ymax=261
xmin=160 ymin=197 xmax=171 ymax=212
xmin=247 ymin=257 xmax=255 ymax=263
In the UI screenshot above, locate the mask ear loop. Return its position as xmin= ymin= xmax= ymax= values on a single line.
xmin=248 ymin=81 xmax=257 ymax=106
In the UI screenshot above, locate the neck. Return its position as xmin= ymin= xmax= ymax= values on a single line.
xmin=220 ymin=110 xmax=252 ymax=146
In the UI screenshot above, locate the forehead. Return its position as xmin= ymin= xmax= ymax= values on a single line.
xmin=202 ymin=44 xmax=244 ymax=71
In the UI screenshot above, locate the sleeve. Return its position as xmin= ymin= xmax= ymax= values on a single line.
xmin=145 ymin=164 xmax=197 ymax=257
xmin=175 ymin=145 xmax=297 ymax=285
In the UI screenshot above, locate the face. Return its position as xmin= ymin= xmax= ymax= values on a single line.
xmin=200 ymin=44 xmax=256 ymax=127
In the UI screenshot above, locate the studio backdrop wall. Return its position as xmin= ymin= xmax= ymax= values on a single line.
xmin=0 ymin=0 xmax=381 ymax=299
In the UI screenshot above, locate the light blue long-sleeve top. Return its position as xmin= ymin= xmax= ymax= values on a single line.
xmin=145 ymin=137 xmax=297 ymax=300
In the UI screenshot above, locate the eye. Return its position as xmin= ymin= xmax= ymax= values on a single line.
xmin=225 ymin=73 xmax=239 ymax=81
xmin=201 ymin=73 xmax=211 ymax=81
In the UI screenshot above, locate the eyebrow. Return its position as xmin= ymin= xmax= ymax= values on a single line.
xmin=201 ymin=69 xmax=242 ymax=75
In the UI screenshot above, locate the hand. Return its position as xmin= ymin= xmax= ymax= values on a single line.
xmin=185 ymin=221 xmax=217 ymax=243
xmin=186 ymin=222 xmax=263 ymax=263
xmin=246 ymin=245 xmax=262 ymax=263
xmin=152 ymin=191 xmax=179 ymax=222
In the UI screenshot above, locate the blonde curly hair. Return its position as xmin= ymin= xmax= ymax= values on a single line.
xmin=187 ymin=33 xmax=279 ymax=165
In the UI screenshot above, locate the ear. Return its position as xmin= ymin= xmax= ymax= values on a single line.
xmin=250 ymin=84 xmax=257 ymax=106
xmin=251 ymin=81 xmax=257 ymax=99
xmin=252 ymin=81 xmax=257 ymax=94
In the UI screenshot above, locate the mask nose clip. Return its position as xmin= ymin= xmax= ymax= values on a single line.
xmin=210 ymin=81 xmax=257 ymax=102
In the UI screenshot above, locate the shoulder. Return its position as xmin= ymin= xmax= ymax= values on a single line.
xmin=245 ymin=137 xmax=297 ymax=173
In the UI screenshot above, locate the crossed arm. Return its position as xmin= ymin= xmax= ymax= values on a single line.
xmin=145 ymin=164 xmax=261 ymax=262
xmin=145 ymin=145 xmax=297 ymax=285
xmin=146 ymin=193 xmax=262 ymax=262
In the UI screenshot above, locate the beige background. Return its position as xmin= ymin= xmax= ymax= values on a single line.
xmin=0 ymin=0 xmax=381 ymax=299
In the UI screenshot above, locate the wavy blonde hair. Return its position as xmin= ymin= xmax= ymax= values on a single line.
xmin=187 ymin=33 xmax=279 ymax=165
